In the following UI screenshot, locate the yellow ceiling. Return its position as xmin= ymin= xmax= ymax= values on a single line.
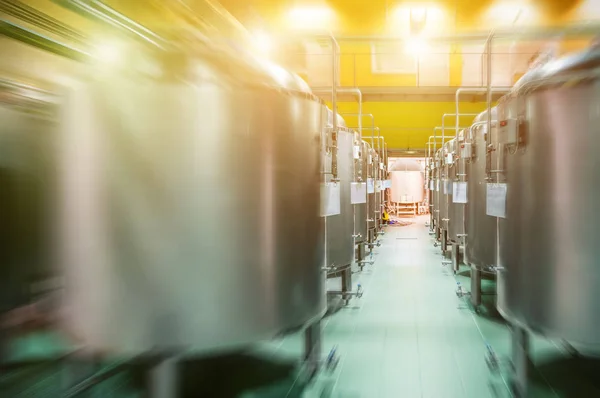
xmin=218 ymin=0 xmax=584 ymax=35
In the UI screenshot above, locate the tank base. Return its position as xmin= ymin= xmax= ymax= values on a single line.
xmin=451 ymin=243 xmax=460 ymax=274
xmin=470 ymin=264 xmax=482 ymax=307
xmin=147 ymin=355 xmax=180 ymax=398
xmin=441 ymin=229 xmax=448 ymax=254
xmin=304 ymin=320 xmax=322 ymax=380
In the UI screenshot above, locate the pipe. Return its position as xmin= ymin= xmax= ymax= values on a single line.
xmin=454 ymin=89 xmax=510 ymax=139
xmin=0 ymin=19 xmax=90 ymax=61
xmin=341 ymin=113 xmax=374 ymax=148
xmin=485 ymin=31 xmax=494 ymax=159
xmin=53 ymin=0 xmax=166 ymax=48
xmin=433 ymin=118 xmax=475 ymax=163
xmin=313 ymin=87 xmax=361 ymax=139
xmin=334 ymin=23 xmax=600 ymax=43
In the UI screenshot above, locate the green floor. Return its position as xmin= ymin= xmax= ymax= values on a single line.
xmin=3 ymin=216 xmax=600 ymax=397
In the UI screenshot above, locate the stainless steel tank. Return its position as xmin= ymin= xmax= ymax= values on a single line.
xmin=390 ymin=159 xmax=424 ymax=204
xmin=465 ymin=108 xmax=498 ymax=271
xmin=498 ymin=47 xmax=600 ymax=346
xmin=439 ymin=141 xmax=452 ymax=233
xmin=432 ymin=153 xmax=441 ymax=229
xmin=59 ymin=46 xmax=326 ymax=355
xmin=325 ymin=124 xmax=355 ymax=271
xmin=447 ymin=136 xmax=465 ymax=243
xmin=0 ymin=104 xmax=56 ymax=316
xmin=353 ymin=137 xmax=368 ymax=245
xmin=367 ymin=145 xmax=377 ymax=242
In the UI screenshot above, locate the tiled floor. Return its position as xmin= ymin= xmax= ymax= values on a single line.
xmin=4 ymin=216 xmax=600 ymax=397
xmin=257 ymin=216 xmax=600 ymax=398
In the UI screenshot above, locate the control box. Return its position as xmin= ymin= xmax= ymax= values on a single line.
xmin=459 ymin=142 xmax=472 ymax=159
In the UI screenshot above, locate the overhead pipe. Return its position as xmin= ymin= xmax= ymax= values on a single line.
xmin=438 ymin=113 xmax=479 ymax=160
xmin=0 ymin=0 xmax=88 ymax=45
xmin=0 ymin=19 xmax=90 ymax=61
xmin=53 ymin=0 xmax=167 ymax=48
xmin=312 ymin=87 xmax=361 ymax=139
xmin=334 ymin=23 xmax=600 ymax=43
xmin=341 ymin=113 xmax=374 ymax=149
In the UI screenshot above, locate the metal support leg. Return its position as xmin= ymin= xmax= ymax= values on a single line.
xmin=357 ymin=243 xmax=366 ymax=269
xmin=341 ymin=266 xmax=352 ymax=305
xmin=148 ymin=356 xmax=180 ymax=398
xmin=441 ymin=229 xmax=448 ymax=254
xmin=62 ymin=352 xmax=98 ymax=392
xmin=451 ymin=243 xmax=460 ymax=274
xmin=435 ymin=227 xmax=441 ymax=242
xmin=470 ymin=264 xmax=482 ymax=308
xmin=511 ymin=326 xmax=530 ymax=398
xmin=304 ymin=321 xmax=322 ymax=380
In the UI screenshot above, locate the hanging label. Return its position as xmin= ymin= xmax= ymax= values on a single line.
xmin=429 ymin=180 xmax=434 ymax=190
xmin=452 ymin=182 xmax=468 ymax=203
xmin=384 ymin=179 xmax=392 ymax=189
xmin=353 ymin=145 xmax=360 ymax=159
xmin=446 ymin=153 xmax=453 ymax=164
xmin=375 ymin=180 xmax=382 ymax=192
xmin=380 ymin=162 xmax=384 ymax=170
xmin=350 ymin=182 xmax=367 ymax=204
xmin=486 ymin=183 xmax=507 ymax=218
xmin=442 ymin=179 xmax=448 ymax=194
xmin=367 ymin=178 xmax=375 ymax=193
xmin=436 ymin=179 xmax=440 ymax=192
xmin=320 ymin=182 xmax=341 ymax=217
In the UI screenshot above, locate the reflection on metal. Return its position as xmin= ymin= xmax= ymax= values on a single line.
xmin=465 ymin=108 xmax=498 ymax=273
xmin=59 ymin=42 xmax=326 ymax=354
xmin=500 ymin=45 xmax=600 ymax=347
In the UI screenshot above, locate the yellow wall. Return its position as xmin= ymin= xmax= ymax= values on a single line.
xmin=333 ymin=101 xmax=489 ymax=150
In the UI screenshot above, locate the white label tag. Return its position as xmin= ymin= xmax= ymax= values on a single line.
xmin=320 ymin=182 xmax=341 ymax=217
xmin=380 ymin=162 xmax=384 ymax=170
xmin=486 ymin=183 xmax=507 ymax=218
xmin=350 ymin=182 xmax=367 ymax=204
xmin=429 ymin=180 xmax=434 ymax=190
xmin=452 ymin=182 xmax=468 ymax=203
xmin=446 ymin=153 xmax=453 ymax=164
xmin=375 ymin=180 xmax=382 ymax=192
xmin=436 ymin=179 xmax=440 ymax=192
xmin=367 ymin=178 xmax=375 ymax=194
xmin=353 ymin=145 xmax=360 ymax=159
xmin=384 ymin=179 xmax=392 ymax=188
xmin=443 ymin=179 xmax=448 ymax=194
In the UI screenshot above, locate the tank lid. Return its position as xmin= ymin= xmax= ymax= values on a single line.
xmin=473 ymin=106 xmax=498 ymax=123
xmin=512 ymin=45 xmax=600 ymax=93
xmin=389 ymin=158 xmax=421 ymax=171
xmin=326 ymin=108 xmax=347 ymax=127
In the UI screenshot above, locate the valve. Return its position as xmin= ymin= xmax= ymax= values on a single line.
xmin=356 ymin=284 xmax=363 ymax=299
xmin=455 ymin=282 xmax=470 ymax=298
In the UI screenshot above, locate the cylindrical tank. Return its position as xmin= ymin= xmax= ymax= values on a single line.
xmin=367 ymin=146 xmax=377 ymax=241
xmin=59 ymin=47 xmax=326 ymax=354
xmin=353 ymin=137 xmax=368 ymax=245
xmin=447 ymin=136 xmax=465 ymax=243
xmin=439 ymin=141 xmax=452 ymax=232
xmin=389 ymin=159 xmax=424 ymax=204
xmin=0 ymin=104 xmax=55 ymax=316
xmin=373 ymin=151 xmax=382 ymax=232
xmin=325 ymin=125 xmax=356 ymax=271
xmin=499 ymin=47 xmax=600 ymax=346
xmin=432 ymin=150 xmax=442 ymax=228
xmin=465 ymin=108 xmax=498 ymax=270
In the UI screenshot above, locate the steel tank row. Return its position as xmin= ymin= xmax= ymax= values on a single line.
xmin=0 ymin=0 xmax=339 ymax=381
xmin=427 ymin=44 xmax=600 ymax=397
